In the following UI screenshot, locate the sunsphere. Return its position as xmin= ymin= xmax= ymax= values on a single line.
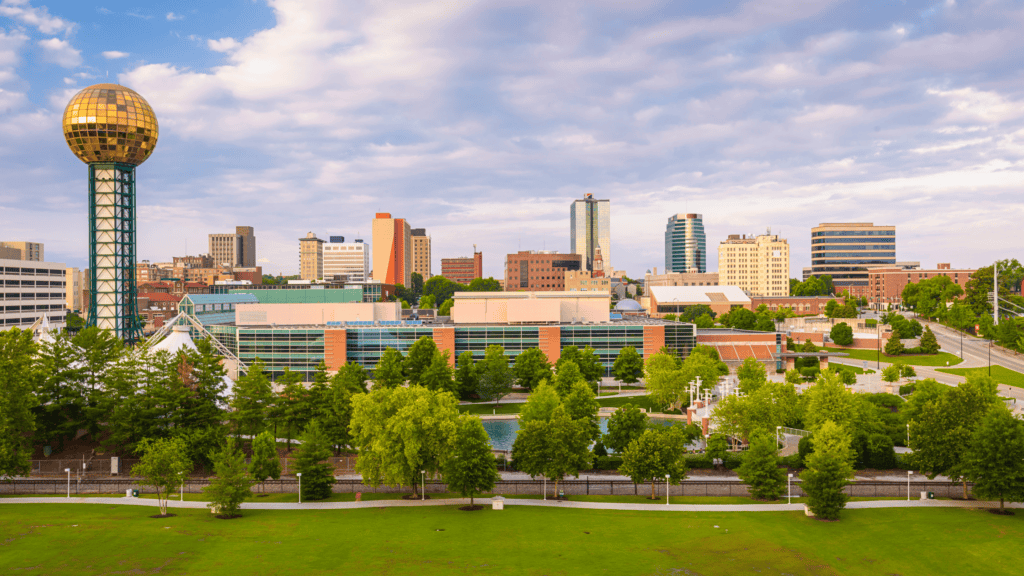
xmin=62 ymin=83 xmax=159 ymax=166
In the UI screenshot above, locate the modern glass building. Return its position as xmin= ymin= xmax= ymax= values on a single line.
xmin=665 ymin=213 xmax=706 ymax=273
xmin=809 ymin=223 xmax=896 ymax=289
xmin=570 ymin=194 xmax=611 ymax=276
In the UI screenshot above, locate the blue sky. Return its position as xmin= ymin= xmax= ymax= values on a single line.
xmin=2 ymin=0 xmax=1023 ymax=278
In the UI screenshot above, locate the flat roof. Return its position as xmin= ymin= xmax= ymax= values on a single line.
xmin=649 ymin=285 xmax=751 ymax=303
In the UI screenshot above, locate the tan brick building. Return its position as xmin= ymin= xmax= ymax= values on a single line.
xmin=866 ymin=264 xmax=976 ymax=309
xmin=564 ymin=269 xmax=611 ymax=293
xmin=718 ymin=233 xmax=790 ymax=297
xmin=504 ymin=251 xmax=583 ymax=291
xmin=299 ymin=232 xmax=326 ymax=281
xmin=442 ymin=251 xmax=482 ymax=285
xmin=411 ymin=228 xmax=431 ymax=279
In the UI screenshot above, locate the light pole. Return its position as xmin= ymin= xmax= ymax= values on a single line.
xmin=65 ymin=468 xmax=71 ymax=498
xmin=421 ymin=470 xmax=425 ymax=501
xmin=179 ymin=472 xmax=184 ymax=502
xmin=665 ymin=474 xmax=670 ymax=506
xmin=906 ymin=423 xmax=910 ymax=447
xmin=988 ymin=339 xmax=992 ymax=377
xmin=787 ymin=473 xmax=793 ymax=504
xmin=296 ymin=473 xmax=302 ymax=504
xmin=543 ymin=477 xmax=546 ymax=501
xmin=907 ymin=470 xmax=912 ymax=501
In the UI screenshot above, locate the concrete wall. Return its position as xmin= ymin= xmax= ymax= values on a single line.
xmin=235 ymin=302 xmax=401 ymax=325
xmin=451 ymin=292 xmax=610 ymax=324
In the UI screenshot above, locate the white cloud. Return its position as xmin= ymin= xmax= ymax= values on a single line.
xmin=102 ymin=50 xmax=129 ymax=59
xmin=37 ymin=37 xmax=81 ymax=68
xmin=207 ymin=37 xmax=241 ymax=53
xmin=0 ymin=0 xmax=74 ymax=35
xmin=166 ymin=12 xmax=184 ymax=21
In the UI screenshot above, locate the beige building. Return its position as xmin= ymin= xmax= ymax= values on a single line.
xmin=451 ymin=291 xmax=610 ymax=324
xmin=65 ymin=267 xmax=86 ymax=313
xmin=372 ymin=213 xmax=412 ymax=287
xmin=718 ymin=233 xmax=790 ymax=297
xmin=564 ymin=270 xmax=611 ymax=293
xmin=299 ymin=232 xmax=325 ymax=281
xmin=411 ymin=228 xmax=431 ymax=279
xmin=648 ymin=285 xmax=751 ymax=318
xmin=235 ymin=301 xmax=400 ymax=326
xmin=323 ymin=237 xmax=370 ymax=282
xmin=209 ymin=226 xmax=256 ymax=268
xmin=643 ymin=269 xmax=719 ymax=295
xmin=0 ymin=241 xmax=43 ymax=261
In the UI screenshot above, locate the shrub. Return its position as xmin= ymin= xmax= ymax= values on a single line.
xmin=594 ymin=456 xmax=624 ymax=470
xmin=722 ymin=451 xmax=746 ymax=470
xmin=684 ymin=453 xmax=714 ymax=469
xmin=884 ymin=336 xmax=905 ymax=356
xmin=797 ymin=436 xmax=814 ymax=466
xmin=799 ymin=366 xmax=820 ymax=381
xmin=899 ymin=384 xmax=916 ymax=395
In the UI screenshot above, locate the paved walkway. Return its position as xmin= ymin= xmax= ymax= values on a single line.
xmin=4 ymin=496 xmax=1019 ymax=512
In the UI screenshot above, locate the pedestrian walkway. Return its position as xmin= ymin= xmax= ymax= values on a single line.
xmin=4 ymin=496 xmax=1019 ymax=512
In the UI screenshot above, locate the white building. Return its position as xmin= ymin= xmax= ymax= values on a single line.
xmin=2 ymin=258 xmax=68 ymax=331
xmin=323 ymin=237 xmax=370 ymax=282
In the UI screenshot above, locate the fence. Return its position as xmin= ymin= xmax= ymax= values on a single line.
xmin=27 ymin=456 xmax=357 ymax=478
xmin=0 ymin=478 xmax=972 ymax=499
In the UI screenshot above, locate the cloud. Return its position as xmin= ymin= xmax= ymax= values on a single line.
xmin=207 ymin=37 xmax=241 ymax=53
xmin=0 ymin=0 xmax=74 ymax=35
xmin=102 ymin=50 xmax=129 ymax=59
xmin=37 ymin=37 xmax=81 ymax=68
xmin=166 ymin=12 xmax=183 ymax=21
xmin=126 ymin=11 xmax=152 ymax=20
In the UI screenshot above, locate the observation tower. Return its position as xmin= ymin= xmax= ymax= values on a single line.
xmin=62 ymin=84 xmax=159 ymax=344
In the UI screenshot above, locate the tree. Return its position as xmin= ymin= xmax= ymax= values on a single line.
xmin=676 ymin=304 xmax=716 ymax=323
xmin=800 ymin=421 xmax=855 ymax=520
xmin=737 ymin=357 xmax=767 ymax=394
xmin=712 ymin=381 xmax=800 ymax=441
xmin=372 ymin=347 xmax=406 ymax=389
xmin=444 ymin=415 xmax=500 ymax=507
xmin=294 ymin=420 xmax=335 ymax=501
xmin=644 ymin=352 xmax=690 ymax=411
xmin=330 ymin=362 xmax=369 ymax=394
xmin=881 ymin=365 xmax=901 ymax=384
xmin=404 ymin=336 xmax=438 ymax=386
xmin=231 ymin=358 xmax=273 ymax=439
xmin=0 ymin=328 xmax=37 ymax=478
xmin=803 ymin=370 xmax=859 ymax=433
xmin=706 ymin=433 xmax=729 ymax=464
xmin=900 ymin=364 xmax=916 ymax=378
xmin=511 ymin=405 xmax=593 ymax=498
xmin=418 ymin=294 xmax=436 ymax=309
xmin=619 ymin=427 xmax=690 ymax=499
xmin=563 ymin=380 xmax=601 ymax=443
xmin=694 ymin=314 xmax=715 ymax=328
xmin=738 ymin=434 xmax=786 ymax=500
xmin=919 ymin=326 xmax=940 ymax=354
xmin=557 ymin=346 xmax=603 ymax=389
xmin=422 ymin=276 xmax=465 ymax=306
xmin=276 ymin=368 xmax=307 ymax=448
xmin=410 ymin=272 xmax=425 ymax=300
xmin=249 ymin=430 xmax=282 ymax=493
xmin=830 ymin=322 xmax=854 ymax=346
xmin=420 ymin=350 xmax=457 ymax=394
xmin=963 ymin=408 xmax=1024 ymax=512
xmin=32 ymin=331 xmax=85 ymax=451
xmin=454 ymin=351 xmax=478 ymax=400
xmin=612 ymin=346 xmax=644 ymax=385
xmin=476 ymin=345 xmax=514 ymax=407
xmin=884 ymin=334 xmax=904 ymax=356
xmin=203 ymin=438 xmax=253 ymax=517
xmin=512 ymin=348 xmax=553 ymax=391
xmin=132 ymin=437 xmax=192 ymax=517
xmin=439 ymin=298 xmax=454 ymax=316
xmin=519 ymin=382 xmax=561 ymax=424
xmin=604 ymin=403 xmax=648 ymax=454
xmin=351 ymin=386 xmax=460 ymax=497
xmin=553 ymin=359 xmax=585 ymax=397
xmin=722 ymin=307 xmax=757 ymax=330
xmin=467 ymin=277 xmax=501 ymax=292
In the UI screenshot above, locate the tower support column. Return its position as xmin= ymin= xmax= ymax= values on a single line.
xmin=88 ymin=162 xmax=140 ymax=343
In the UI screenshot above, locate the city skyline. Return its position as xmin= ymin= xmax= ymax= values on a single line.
xmin=2 ymin=1 xmax=1023 ymax=278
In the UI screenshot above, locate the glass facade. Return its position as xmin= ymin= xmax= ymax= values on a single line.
xmin=810 ymin=225 xmax=895 ymax=287
xmin=561 ymin=325 xmax=645 ymax=375
xmin=455 ymin=327 xmax=540 ymax=360
xmin=346 ymin=327 xmax=435 ymax=370
xmin=665 ymin=214 xmax=706 ymax=273
xmin=570 ymin=195 xmax=611 ymax=275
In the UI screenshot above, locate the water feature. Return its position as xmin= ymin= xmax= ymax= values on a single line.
xmin=482 ymin=416 xmax=683 ymax=452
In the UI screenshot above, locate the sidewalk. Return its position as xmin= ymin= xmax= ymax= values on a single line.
xmin=4 ymin=496 xmax=1018 ymax=512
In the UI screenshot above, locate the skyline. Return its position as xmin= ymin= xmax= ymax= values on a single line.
xmin=2 ymin=0 xmax=1023 ymax=278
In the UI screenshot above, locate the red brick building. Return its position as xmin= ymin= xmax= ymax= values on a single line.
xmin=504 ymin=251 xmax=583 ymax=291
xmin=864 ymin=264 xmax=976 ymax=309
xmin=748 ymin=295 xmax=837 ymax=315
xmin=441 ymin=252 xmax=482 ymax=285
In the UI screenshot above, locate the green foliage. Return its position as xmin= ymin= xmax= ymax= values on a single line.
xmin=884 ymin=334 xmax=905 ymax=356
xmin=603 ymin=403 xmax=649 ymax=454
xmin=275 ymin=368 xmax=307 ymax=448
xmin=249 ymin=430 xmax=282 ymax=492
xmin=0 ymin=328 xmax=37 ymax=478
xmin=438 ymin=298 xmax=454 ymax=316
xmin=404 ymin=336 xmax=438 ymax=386
xmin=418 ymin=294 xmax=436 ymax=309
xmin=467 ymin=277 xmax=502 ymax=292
xmin=719 ymin=307 xmax=757 ymax=330
xmin=419 ymin=350 xmax=457 ymax=395
xmin=231 ymin=358 xmax=273 ymax=439
xmin=513 ymin=348 xmax=553 ymax=391
xmin=557 ymin=346 xmax=603 ymax=388
xmin=711 ymin=381 xmax=800 ymax=441
xmin=619 ymin=426 xmax=690 ymax=499
xmin=694 ymin=313 xmax=715 ymax=328
xmin=294 ymin=420 xmax=335 ymax=501
xmin=132 ymin=437 xmax=193 ymax=516
xmin=519 ymin=381 xmax=561 ymax=424
xmin=454 ymin=351 xmax=478 ymax=400
xmin=663 ymin=313 xmax=677 ymax=321
xmin=881 ymin=365 xmax=901 ymax=384
xmin=553 ymin=359 xmax=585 ymax=397
xmin=803 ymin=370 xmax=862 ymax=433
xmin=422 ymin=276 xmax=467 ymax=307
xmin=830 ymin=322 xmax=854 ymax=346
xmin=963 ymin=408 xmax=1024 ymax=511
xmin=737 ymin=357 xmax=767 ymax=394
xmin=644 ymin=353 xmax=688 ymax=411
xmin=351 ymin=386 xmax=460 ymax=497
xmin=612 ymin=346 xmax=644 ymax=385
xmin=511 ymin=405 xmax=592 ymax=497
xmin=706 ymin=433 xmax=729 ymax=463
xmin=791 ymin=275 xmax=834 ymax=297
xmin=476 ymin=345 xmax=514 ymax=406
xmin=372 ymin=347 xmax=406 ymax=389
xmin=675 ymin=304 xmax=716 ymax=322
xmin=738 ymin=434 xmax=786 ymax=500
xmin=563 ymin=380 xmax=601 ymax=443
xmin=900 ymin=364 xmax=917 ymax=378
xmin=330 ymin=362 xmax=369 ymax=394
xmin=860 ymin=433 xmax=897 ymax=470
xmin=32 ymin=332 xmax=85 ymax=451
xmin=410 ymin=272 xmax=425 ymax=300
xmin=797 ymin=436 xmax=814 ymax=467
xmin=903 ymin=276 xmax=965 ymax=320
xmin=203 ymin=438 xmax=253 ymax=517
xmin=800 ymin=421 xmax=854 ymax=520
xmin=919 ymin=326 xmax=939 ymax=354
xmin=444 ymin=416 xmax=499 ymax=506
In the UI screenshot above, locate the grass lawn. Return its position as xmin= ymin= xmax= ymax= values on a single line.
xmin=1 ymin=504 xmax=1022 ymax=575
xmin=824 ymin=347 xmax=963 ymax=367
xmin=937 ymin=365 xmax=1024 ymax=388
xmin=831 ymin=364 xmax=875 ymax=375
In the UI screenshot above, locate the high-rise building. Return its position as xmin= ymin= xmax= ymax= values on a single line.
xmin=570 ymin=194 xmax=611 ymax=276
xmin=809 ymin=223 xmax=895 ymax=290
xmin=299 ymin=232 xmax=325 ymax=281
xmin=665 ymin=214 xmax=706 ymax=273
xmin=504 ymin=251 xmax=583 ymax=291
xmin=442 ymin=250 xmax=483 ymax=285
xmin=209 ymin=226 xmax=256 ymax=267
xmin=718 ymin=233 xmax=790 ymax=297
xmin=371 ymin=213 xmax=412 ymax=286
xmin=411 ymin=228 xmax=431 ymax=279
xmin=0 ymin=241 xmax=44 ymax=261
xmin=322 ymin=236 xmax=370 ymax=282
xmin=65 ymin=267 xmax=85 ymax=313
xmin=2 ymin=257 xmax=67 ymax=330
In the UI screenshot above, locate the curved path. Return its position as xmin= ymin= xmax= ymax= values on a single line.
xmin=3 ymin=496 xmax=1019 ymax=512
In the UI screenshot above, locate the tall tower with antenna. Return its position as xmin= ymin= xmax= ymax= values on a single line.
xmin=62 ymin=84 xmax=160 ymax=344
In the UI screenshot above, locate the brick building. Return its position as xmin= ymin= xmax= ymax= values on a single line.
xmin=864 ymin=264 xmax=976 ymax=309
xmin=748 ymin=295 xmax=838 ymax=315
xmin=442 ymin=251 xmax=483 ymax=285
xmin=504 ymin=251 xmax=582 ymax=291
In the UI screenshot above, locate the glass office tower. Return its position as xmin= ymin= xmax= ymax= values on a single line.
xmin=665 ymin=214 xmax=706 ymax=273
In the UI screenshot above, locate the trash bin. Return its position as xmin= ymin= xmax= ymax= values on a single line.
xmin=920 ymin=491 xmax=928 ymax=501
xmin=126 ymin=489 xmax=133 ymax=498
xmin=355 ymin=492 xmax=362 ymax=502
xmin=928 ymin=492 xmax=935 ymax=500
xmin=132 ymin=489 xmax=139 ymax=497
xmin=492 ymin=497 xmax=504 ymax=510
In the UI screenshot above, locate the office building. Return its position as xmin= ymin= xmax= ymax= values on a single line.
xmin=65 ymin=267 xmax=85 ymax=313
xmin=411 ymin=228 xmax=431 ymax=279
xmin=323 ymin=236 xmax=370 ymax=282
xmin=441 ymin=250 xmax=483 ymax=285
xmin=2 ymin=258 xmax=67 ymax=330
xmin=809 ymin=223 xmax=895 ymax=290
xmin=665 ymin=214 xmax=706 ymax=273
xmin=299 ymin=232 xmax=325 ymax=281
xmin=564 ymin=270 xmax=611 ymax=293
xmin=504 ymin=251 xmax=583 ymax=292
xmin=865 ymin=263 xmax=976 ymax=309
xmin=570 ymin=194 xmax=611 ymax=275
xmin=372 ymin=213 xmax=412 ymax=287
xmin=209 ymin=226 xmax=256 ymax=268
xmin=0 ymin=242 xmax=44 ymax=261
xmin=648 ymin=285 xmax=751 ymax=318
xmin=718 ymin=233 xmax=790 ymax=297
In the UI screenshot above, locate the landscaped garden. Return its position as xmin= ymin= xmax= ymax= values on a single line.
xmin=937 ymin=365 xmax=1024 ymax=388
xmin=823 ymin=347 xmax=963 ymax=367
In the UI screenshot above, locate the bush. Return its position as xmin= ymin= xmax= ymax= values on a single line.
xmin=899 ymin=384 xmax=916 ymax=395
xmin=722 ymin=451 xmax=746 ymax=470
xmin=797 ymin=436 xmax=814 ymax=466
xmin=593 ymin=456 xmax=624 ymax=470
xmin=799 ymin=366 xmax=820 ymax=381
xmin=865 ymin=319 xmax=878 ymax=328
xmin=884 ymin=335 xmax=905 ymax=356
xmin=684 ymin=453 xmax=714 ymax=469
xmin=779 ymin=454 xmax=803 ymax=469
xmin=830 ymin=322 xmax=854 ymax=346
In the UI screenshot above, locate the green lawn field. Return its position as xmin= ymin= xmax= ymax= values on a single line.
xmin=0 ymin=504 xmax=1021 ymax=575
xmin=824 ymin=347 xmax=963 ymax=367
xmin=938 ymin=365 xmax=1024 ymax=388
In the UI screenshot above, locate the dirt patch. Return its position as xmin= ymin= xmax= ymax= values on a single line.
xmin=149 ymin=514 xmax=177 ymax=519
xmin=988 ymin=509 xmax=1015 ymax=516
xmin=458 ymin=505 xmax=484 ymax=511
xmin=402 ymin=494 xmax=431 ymax=500
xmin=215 ymin=514 xmax=243 ymax=520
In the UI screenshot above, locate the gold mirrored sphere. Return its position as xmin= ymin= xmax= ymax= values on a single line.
xmin=62 ymin=83 xmax=159 ymax=166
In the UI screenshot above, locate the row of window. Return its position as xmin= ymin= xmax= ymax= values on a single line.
xmin=2 ymin=280 xmax=65 ymax=287
xmin=0 ymin=292 xmax=65 ymax=300
xmin=0 ymin=267 xmax=64 ymax=276
xmin=2 ymin=304 xmax=65 ymax=313
xmin=0 ymin=314 xmax=65 ymax=325
xmin=812 ymin=230 xmax=895 ymax=237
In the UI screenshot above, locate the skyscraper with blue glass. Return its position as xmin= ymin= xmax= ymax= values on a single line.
xmin=809 ymin=223 xmax=896 ymax=289
xmin=665 ymin=214 xmax=706 ymax=273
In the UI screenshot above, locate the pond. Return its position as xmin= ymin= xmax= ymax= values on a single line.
xmin=482 ymin=417 xmax=685 ymax=452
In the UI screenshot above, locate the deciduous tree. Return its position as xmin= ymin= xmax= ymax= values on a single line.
xmin=513 ymin=348 xmax=553 ymax=391
xmin=203 ymin=438 xmax=253 ymax=517
xmin=372 ymin=347 xmax=406 ymax=389
xmin=737 ymin=357 xmax=767 ymax=394
xmin=612 ymin=346 xmax=644 ymax=385
xmin=0 ymin=328 xmax=38 ymax=478
xmin=800 ymin=420 xmax=855 ymax=520
xmin=963 ymin=408 xmax=1024 ymax=513
xmin=619 ymin=426 xmax=690 ymax=499
xmin=454 ymin=351 xmax=478 ymax=400
xmin=249 ymin=430 xmax=282 ymax=493
xmin=476 ymin=345 xmax=514 ymax=407
xmin=444 ymin=416 xmax=499 ymax=507
xmin=830 ymin=322 xmax=854 ymax=346
xmin=603 ymin=403 xmax=648 ymax=454
xmin=132 ymin=437 xmax=192 ymax=516
xmin=738 ymin=434 xmax=786 ymax=500
xmin=404 ymin=337 xmax=439 ymax=387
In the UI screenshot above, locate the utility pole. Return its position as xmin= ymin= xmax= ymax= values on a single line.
xmin=994 ymin=261 xmax=999 ymax=326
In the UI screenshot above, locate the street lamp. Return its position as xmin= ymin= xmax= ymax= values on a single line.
xmin=906 ymin=423 xmax=910 ymax=447
xmin=421 ymin=470 xmax=426 ymax=501
xmin=788 ymin=473 xmax=793 ymax=504
xmin=665 ymin=474 xmax=670 ymax=506
xmin=988 ymin=339 xmax=992 ymax=377
xmin=907 ymin=470 xmax=912 ymax=502
xmin=296 ymin=473 xmax=302 ymax=504
xmin=65 ymin=468 xmax=71 ymax=498
xmin=179 ymin=472 xmax=184 ymax=502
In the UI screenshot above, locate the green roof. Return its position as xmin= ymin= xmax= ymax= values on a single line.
xmin=229 ymin=288 xmax=363 ymax=304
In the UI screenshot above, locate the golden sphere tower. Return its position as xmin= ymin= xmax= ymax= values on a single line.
xmin=63 ymin=84 xmax=159 ymax=343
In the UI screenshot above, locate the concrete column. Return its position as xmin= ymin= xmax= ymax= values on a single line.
xmin=786 ymin=357 xmax=796 ymax=371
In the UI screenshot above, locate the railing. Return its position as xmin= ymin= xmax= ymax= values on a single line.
xmin=780 ymin=427 xmax=811 ymax=438
xmin=26 ymin=455 xmax=357 ymax=477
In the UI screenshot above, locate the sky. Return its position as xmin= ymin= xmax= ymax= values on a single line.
xmin=1 ymin=0 xmax=1023 ymax=280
